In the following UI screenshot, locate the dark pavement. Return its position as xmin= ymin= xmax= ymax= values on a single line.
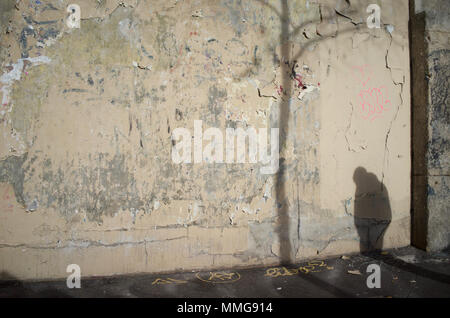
xmin=0 ymin=246 xmax=449 ymax=298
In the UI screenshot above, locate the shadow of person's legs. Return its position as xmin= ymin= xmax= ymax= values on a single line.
xmin=353 ymin=167 xmax=392 ymax=254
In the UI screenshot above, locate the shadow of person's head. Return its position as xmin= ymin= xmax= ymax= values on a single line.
xmin=353 ymin=167 xmax=392 ymax=254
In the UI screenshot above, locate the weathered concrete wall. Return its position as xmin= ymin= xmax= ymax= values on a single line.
xmin=0 ymin=0 xmax=411 ymax=280
xmin=412 ymin=0 xmax=449 ymax=251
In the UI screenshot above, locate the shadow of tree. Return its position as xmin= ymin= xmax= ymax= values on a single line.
xmin=236 ymin=0 xmax=365 ymax=265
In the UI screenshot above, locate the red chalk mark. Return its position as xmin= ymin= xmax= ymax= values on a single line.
xmin=276 ymin=85 xmax=283 ymax=95
xmin=169 ymin=45 xmax=185 ymax=73
xmin=1 ymin=187 xmax=14 ymax=212
xmin=294 ymin=74 xmax=305 ymax=88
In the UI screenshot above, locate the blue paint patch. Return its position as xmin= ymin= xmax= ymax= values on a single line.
xmin=428 ymin=185 xmax=436 ymax=196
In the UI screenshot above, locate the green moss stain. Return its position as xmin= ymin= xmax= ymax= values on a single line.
xmin=0 ymin=153 xmax=28 ymax=206
xmin=26 ymin=153 xmax=145 ymax=223
xmin=0 ymin=0 xmax=16 ymax=65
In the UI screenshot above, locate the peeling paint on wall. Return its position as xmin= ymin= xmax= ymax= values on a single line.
xmin=0 ymin=0 xmax=411 ymax=280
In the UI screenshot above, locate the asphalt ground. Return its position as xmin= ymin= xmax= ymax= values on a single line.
xmin=0 ymin=246 xmax=449 ymax=298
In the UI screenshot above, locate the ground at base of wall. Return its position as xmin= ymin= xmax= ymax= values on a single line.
xmin=0 ymin=246 xmax=449 ymax=298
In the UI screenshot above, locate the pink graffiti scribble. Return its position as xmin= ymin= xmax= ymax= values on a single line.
xmin=351 ymin=65 xmax=390 ymax=121
xmin=358 ymin=86 xmax=390 ymax=121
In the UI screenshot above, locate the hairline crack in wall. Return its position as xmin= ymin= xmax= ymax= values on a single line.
xmin=0 ymin=0 xmax=411 ymax=280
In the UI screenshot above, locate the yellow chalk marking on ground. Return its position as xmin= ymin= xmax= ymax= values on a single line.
xmin=265 ymin=261 xmax=334 ymax=277
xmin=264 ymin=267 xmax=299 ymax=277
xmin=196 ymin=271 xmax=241 ymax=283
xmin=152 ymin=277 xmax=187 ymax=285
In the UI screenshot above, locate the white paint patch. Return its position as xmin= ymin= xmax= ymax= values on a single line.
xmin=242 ymin=206 xmax=260 ymax=215
xmin=386 ymin=25 xmax=394 ymax=34
xmin=118 ymin=18 xmax=132 ymax=38
xmin=66 ymin=4 xmax=81 ymax=29
xmin=263 ymin=181 xmax=272 ymax=201
xmin=36 ymin=32 xmax=63 ymax=48
xmin=132 ymin=61 xmax=152 ymax=70
xmin=298 ymin=85 xmax=320 ymax=102
xmin=256 ymin=109 xmax=266 ymax=118
xmin=191 ymin=9 xmax=204 ymax=18
xmin=229 ymin=212 xmax=235 ymax=225
xmin=26 ymin=198 xmax=39 ymax=212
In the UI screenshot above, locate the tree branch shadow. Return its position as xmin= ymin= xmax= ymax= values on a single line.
xmin=235 ymin=1 xmax=375 ymax=265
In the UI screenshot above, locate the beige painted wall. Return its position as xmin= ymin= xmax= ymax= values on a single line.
xmin=0 ymin=0 xmax=410 ymax=280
